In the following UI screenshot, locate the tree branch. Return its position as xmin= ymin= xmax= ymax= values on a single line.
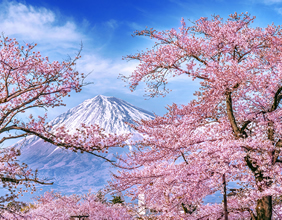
xmin=0 ymin=133 xmax=28 ymax=145
xmin=271 ymin=86 xmax=282 ymax=112
xmin=240 ymin=121 xmax=251 ymax=133
xmin=225 ymin=91 xmax=241 ymax=138
xmin=273 ymin=139 xmax=282 ymax=165
xmin=181 ymin=152 xmax=189 ymax=165
xmin=0 ymin=125 xmax=117 ymax=164
xmin=244 ymin=154 xmax=258 ymax=173
xmin=1 ymin=177 xmax=53 ymax=185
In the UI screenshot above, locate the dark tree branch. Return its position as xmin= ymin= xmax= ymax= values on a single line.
xmin=0 ymin=133 xmax=28 ymax=144
xmin=181 ymin=152 xmax=189 ymax=165
xmin=225 ymin=91 xmax=241 ymax=138
xmin=273 ymin=140 xmax=282 ymax=165
xmin=240 ymin=120 xmax=251 ymax=133
xmin=0 ymin=125 xmax=117 ymax=164
xmin=271 ymin=86 xmax=282 ymax=112
xmin=223 ymin=173 xmax=228 ymax=220
xmin=244 ymin=154 xmax=258 ymax=173
xmin=1 ymin=177 xmax=53 ymax=185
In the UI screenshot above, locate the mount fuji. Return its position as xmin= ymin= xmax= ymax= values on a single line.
xmin=12 ymin=95 xmax=154 ymax=196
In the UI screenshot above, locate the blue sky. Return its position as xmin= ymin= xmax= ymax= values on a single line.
xmin=1 ymin=0 xmax=282 ymax=120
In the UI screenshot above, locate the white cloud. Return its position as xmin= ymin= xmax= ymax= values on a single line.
xmin=77 ymin=54 xmax=137 ymax=78
xmin=75 ymin=54 xmax=140 ymax=95
xmin=0 ymin=1 xmax=141 ymax=117
xmin=0 ymin=1 xmax=85 ymax=57
xmin=0 ymin=1 xmax=135 ymax=89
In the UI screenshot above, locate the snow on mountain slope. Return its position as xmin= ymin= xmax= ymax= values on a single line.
xmin=49 ymin=95 xmax=154 ymax=134
xmin=14 ymin=95 xmax=154 ymax=149
xmin=12 ymin=95 xmax=154 ymax=197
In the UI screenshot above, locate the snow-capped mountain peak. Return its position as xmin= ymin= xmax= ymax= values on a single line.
xmin=13 ymin=95 xmax=154 ymax=149
xmin=49 ymin=95 xmax=154 ymax=135
xmin=11 ymin=95 xmax=154 ymax=197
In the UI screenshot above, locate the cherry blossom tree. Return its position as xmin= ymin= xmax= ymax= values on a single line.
xmin=0 ymin=147 xmax=53 ymax=219
xmin=18 ymin=191 xmax=132 ymax=220
xmin=113 ymin=12 xmax=282 ymax=219
xmin=0 ymin=36 xmax=128 ymax=215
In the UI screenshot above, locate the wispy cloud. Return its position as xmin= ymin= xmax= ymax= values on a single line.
xmin=252 ymin=0 xmax=282 ymax=5
xmin=168 ymin=0 xmax=186 ymax=7
xmin=262 ymin=0 xmax=282 ymax=4
xmin=105 ymin=19 xmax=119 ymax=29
xmin=0 ymin=1 xmax=86 ymax=57
xmin=275 ymin=7 xmax=282 ymax=14
xmin=0 ymin=1 xmax=137 ymax=90
xmin=0 ymin=1 xmax=139 ymax=118
xmin=76 ymin=54 xmax=139 ymax=93
xmin=126 ymin=21 xmax=144 ymax=31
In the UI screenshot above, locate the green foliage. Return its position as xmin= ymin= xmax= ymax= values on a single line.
xmin=20 ymin=203 xmax=36 ymax=213
xmin=96 ymin=190 xmax=107 ymax=204
xmin=6 ymin=201 xmax=27 ymax=212
xmin=110 ymin=195 xmax=124 ymax=204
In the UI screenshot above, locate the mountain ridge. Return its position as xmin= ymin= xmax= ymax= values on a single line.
xmin=11 ymin=95 xmax=154 ymax=198
xmin=13 ymin=95 xmax=154 ymax=149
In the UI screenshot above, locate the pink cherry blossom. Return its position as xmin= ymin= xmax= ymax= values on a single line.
xmin=26 ymin=191 xmax=132 ymax=220
xmin=0 ymin=36 xmax=129 ymax=216
xmin=115 ymin=12 xmax=282 ymax=219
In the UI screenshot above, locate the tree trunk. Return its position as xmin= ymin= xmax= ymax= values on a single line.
xmin=223 ymin=174 xmax=228 ymax=220
xmin=256 ymin=195 xmax=272 ymax=220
